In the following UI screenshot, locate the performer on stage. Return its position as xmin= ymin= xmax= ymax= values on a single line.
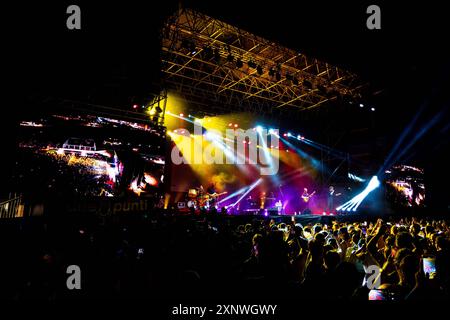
xmin=197 ymin=182 xmax=227 ymax=210
xmin=327 ymin=186 xmax=341 ymax=213
xmin=197 ymin=185 xmax=208 ymax=209
xmin=300 ymin=187 xmax=315 ymax=214
xmin=206 ymin=183 xmax=217 ymax=207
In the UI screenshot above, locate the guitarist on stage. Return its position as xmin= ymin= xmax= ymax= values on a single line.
xmin=197 ymin=183 xmax=227 ymax=210
xmin=300 ymin=187 xmax=315 ymax=214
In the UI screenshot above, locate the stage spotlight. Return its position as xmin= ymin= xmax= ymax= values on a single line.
xmin=133 ymin=104 xmax=138 ymax=109
xmin=150 ymin=105 xmax=163 ymax=123
xmin=348 ymin=173 xmax=366 ymax=182
xmin=203 ymin=46 xmax=213 ymax=59
xmin=248 ymin=60 xmax=257 ymax=68
xmin=257 ymin=65 xmax=263 ymax=75
xmin=228 ymin=123 xmax=233 ymax=127
xmin=256 ymin=126 xmax=263 ymax=133
xmin=287 ymin=132 xmax=291 ymax=137
xmin=188 ymin=42 xmax=196 ymax=55
xmin=366 ymin=175 xmax=380 ymax=191
xmin=181 ymin=39 xmax=196 ymax=54
xmin=297 ymin=135 xmax=301 ymax=139
xmin=283 ymin=133 xmax=287 ymax=137
xmin=213 ymin=49 xmax=221 ymax=63
xmin=205 ymin=131 xmax=217 ymax=140
xmin=234 ymin=124 xmax=238 ymax=128
xmin=371 ymin=107 xmax=376 ymax=111
xmin=232 ymin=178 xmax=263 ymax=208
xmin=336 ymin=176 xmax=380 ymax=212
xmin=179 ymin=113 xmax=184 ymax=117
xmin=268 ymin=128 xmax=275 ymax=134
xmin=359 ymin=103 xmax=364 ymax=108
xmin=218 ymin=185 xmax=249 ymax=204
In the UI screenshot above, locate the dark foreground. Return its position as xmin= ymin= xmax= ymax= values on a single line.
xmin=0 ymin=211 xmax=449 ymax=301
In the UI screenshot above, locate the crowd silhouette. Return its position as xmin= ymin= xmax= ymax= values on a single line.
xmin=0 ymin=213 xmax=449 ymax=300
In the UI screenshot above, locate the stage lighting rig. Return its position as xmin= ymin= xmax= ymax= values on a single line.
xmin=247 ymin=60 xmax=257 ymax=69
xmin=236 ymin=58 xmax=243 ymax=68
xmin=162 ymin=8 xmax=369 ymax=112
xmin=149 ymin=105 xmax=163 ymax=124
xmin=257 ymin=65 xmax=263 ymax=75
xmin=213 ymin=49 xmax=221 ymax=63
xmin=203 ymin=46 xmax=213 ymax=59
xmin=181 ymin=39 xmax=196 ymax=55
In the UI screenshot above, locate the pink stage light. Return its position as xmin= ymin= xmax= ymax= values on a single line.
xmin=144 ymin=173 xmax=158 ymax=186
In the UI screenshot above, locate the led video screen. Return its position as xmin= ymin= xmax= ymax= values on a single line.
xmin=13 ymin=114 xmax=166 ymax=199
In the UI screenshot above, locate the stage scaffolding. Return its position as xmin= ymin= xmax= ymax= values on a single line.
xmin=161 ymin=7 xmax=367 ymax=117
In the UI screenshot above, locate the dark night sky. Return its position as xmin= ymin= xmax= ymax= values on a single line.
xmin=3 ymin=1 xmax=450 ymax=208
xmin=8 ymin=1 xmax=450 ymax=101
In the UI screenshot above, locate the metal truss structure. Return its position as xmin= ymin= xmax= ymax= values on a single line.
xmin=35 ymin=96 xmax=167 ymax=135
xmin=161 ymin=8 xmax=367 ymax=117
